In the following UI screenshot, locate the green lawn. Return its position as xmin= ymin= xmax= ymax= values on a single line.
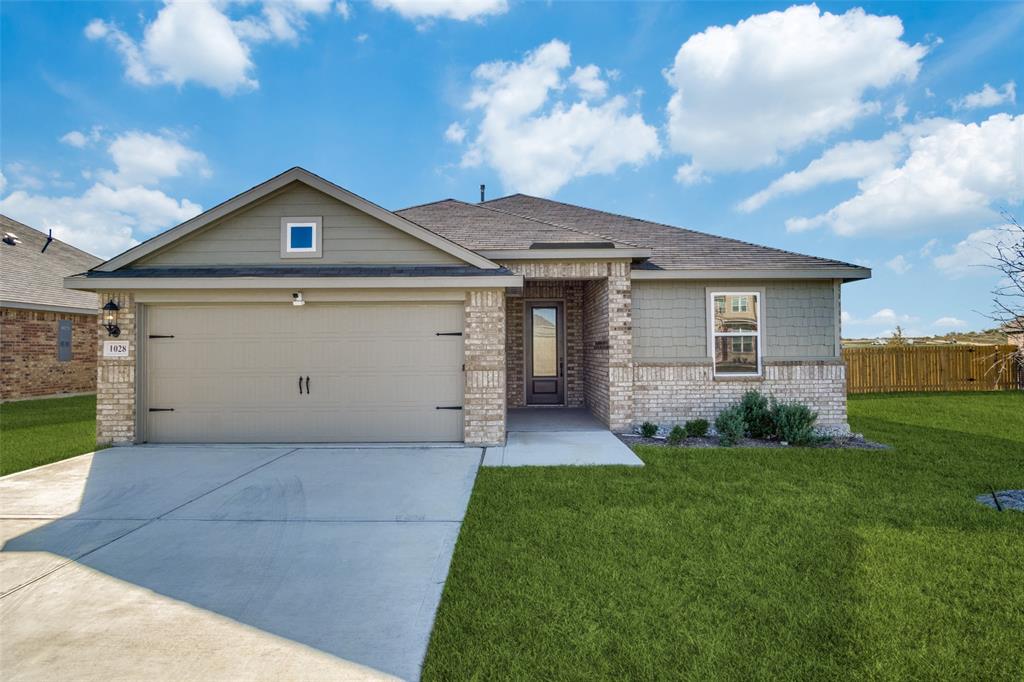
xmin=0 ymin=395 xmax=100 ymax=476
xmin=424 ymin=392 xmax=1024 ymax=680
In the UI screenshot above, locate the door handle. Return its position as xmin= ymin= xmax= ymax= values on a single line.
xmin=305 ymin=376 xmax=310 ymax=394
xmin=299 ymin=376 xmax=303 ymax=395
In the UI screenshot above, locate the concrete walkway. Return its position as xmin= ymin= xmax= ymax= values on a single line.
xmin=484 ymin=408 xmax=644 ymax=467
xmin=0 ymin=445 xmax=481 ymax=681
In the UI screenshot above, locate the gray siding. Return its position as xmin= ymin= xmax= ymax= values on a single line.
xmin=135 ymin=182 xmax=461 ymax=267
xmin=633 ymin=280 xmax=838 ymax=361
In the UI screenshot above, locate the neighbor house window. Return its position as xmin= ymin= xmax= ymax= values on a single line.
xmin=280 ymin=216 xmax=323 ymax=258
xmin=710 ymin=292 xmax=761 ymax=376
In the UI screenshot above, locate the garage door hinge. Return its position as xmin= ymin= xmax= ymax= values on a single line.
xmin=148 ymin=335 xmax=175 ymax=339
xmin=148 ymin=408 xmax=175 ymax=412
xmin=435 ymin=405 xmax=463 ymax=410
xmin=435 ymin=331 xmax=463 ymax=336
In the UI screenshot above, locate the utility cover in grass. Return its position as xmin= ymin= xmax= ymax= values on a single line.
xmin=976 ymin=489 xmax=1024 ymax=512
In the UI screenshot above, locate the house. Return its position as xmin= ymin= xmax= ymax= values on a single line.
xmin=1 ymin=215 xmax=102 ymax=401
xmin=64 ymin=167 xmax=870 ymax=445
xmin=1002 ymin=316 xmax=1024 ymax=348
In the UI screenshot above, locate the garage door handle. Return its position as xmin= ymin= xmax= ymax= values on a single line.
xmin=299 ymin=376 xmax=303 ymax=395
xmin=306 ymin=376 xmax=310 ymax=394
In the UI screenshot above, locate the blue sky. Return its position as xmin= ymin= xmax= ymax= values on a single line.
xmin=1 ymin=1 xmax=1021 ymax=338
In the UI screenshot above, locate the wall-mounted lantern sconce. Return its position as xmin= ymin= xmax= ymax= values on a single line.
xmin=102 ymin=299 xmax=121 ymax=337
xmin=292 ymin=292 xmax=305 ymax=307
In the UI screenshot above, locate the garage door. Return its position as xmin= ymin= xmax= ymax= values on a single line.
xmin=144 ymin=303 xmax=465 ymax=443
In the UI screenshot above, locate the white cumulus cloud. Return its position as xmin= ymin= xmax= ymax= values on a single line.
xmin=0 ymin=130 xmax=207 ymax=258
xmin=885 ymin=254 xmax=912 ymax=274
xmin=785 ymin=113 xmax=1024 ymax=236
xmin=664 ymin=4 xmax=927 ymax=174
xmin=952 ymin=81 xmax=1016 ymax=111
xmin=569 ymin=65 xmax=608 ymax=100
xmin=932 ymin=225 xmax=1017 ymax=278
xmin=933 ymin=316 xmax=967 ymax=329
xmin=458 ymin=40 xmax=660 ymax=196
xmin=86 ymin=0 xmax=339 ymax=95
xmin=371 ymin=0 xmax=507 ymax=21
xmin=738 ymin=133 xmax=903 ymax=212
xmin=444 ymin=122 xmax=467 ymax=144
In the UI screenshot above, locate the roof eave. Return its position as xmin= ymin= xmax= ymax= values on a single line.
xmin=65 ymin=274 xmax=523 ymax=291
xmin=631 ymin=267 xmax=871 ymax=282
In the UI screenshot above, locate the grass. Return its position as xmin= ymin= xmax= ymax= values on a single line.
xmin=0 ymin=394 xmax=100 ymax=476
xmin=424 ymin=392 xmax=1024 ymax=680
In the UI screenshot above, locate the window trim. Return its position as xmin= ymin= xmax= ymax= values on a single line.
xmin=280 ymin=216 xmax=323 ymax=259
xmin=708 ymin=290 xmax=762 ymax=377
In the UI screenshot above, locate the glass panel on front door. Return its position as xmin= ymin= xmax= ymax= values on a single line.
xmin=532 ymin=307 xmax=558 ymax=377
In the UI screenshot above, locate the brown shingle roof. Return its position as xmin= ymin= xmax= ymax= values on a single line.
xmin=476 ymin=194 xmax=865 ymax=273
xmin=1 ymin=215 xmax=102 ymax=312
xmin=396 ymin=199 xmax=636 ymax=250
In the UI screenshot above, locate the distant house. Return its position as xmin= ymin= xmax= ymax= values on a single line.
xmin=1003 ymin=317 xmax=1024 ymax=349
xmin=1 ymin=215 xmax=102 ymax=401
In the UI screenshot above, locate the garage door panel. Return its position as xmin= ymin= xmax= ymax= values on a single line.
xmin=146 ymin=303 xmax=465 ymax=443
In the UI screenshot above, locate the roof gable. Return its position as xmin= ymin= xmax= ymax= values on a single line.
xmin=98 ymin=168 xmax=499 ymax=272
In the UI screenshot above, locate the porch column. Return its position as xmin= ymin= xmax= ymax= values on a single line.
xmin=606 ymin=262 xmax=634 ymax=432
xmin=464 ymin=289 xmax=506 ymax=445
xmin=96 ymin=290 xmax=137 ymax=446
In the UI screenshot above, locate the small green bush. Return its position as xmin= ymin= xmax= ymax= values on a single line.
xmin=667 ymin=424 xmax=685 ymax=445
xmin=739 ymin=390 xmax=774 ymax=439
xmin=684 ymin=419 xmax=709 ymax=438
xmin=715 ymin=407 xmax=746 ymax=447
xmin=771 ymin=401 xmax=818 ymax=445
xmin=640 ymin=421 xmax=658 ymax=438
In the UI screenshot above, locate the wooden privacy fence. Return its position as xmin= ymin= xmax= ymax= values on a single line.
xmin=842 ymin=345 xmax=1023 ymax=394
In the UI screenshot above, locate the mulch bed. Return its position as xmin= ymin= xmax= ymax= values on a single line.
xmin=618 ymin=433 xmax=889 ymax=450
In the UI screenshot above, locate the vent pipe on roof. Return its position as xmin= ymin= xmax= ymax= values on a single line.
xmin=41 ymin=229 xmax=54 ymax=253
xmin=480 ymin=184 xmax=485 ymax=203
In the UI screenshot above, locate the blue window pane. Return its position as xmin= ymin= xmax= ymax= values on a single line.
xmin=290 ymin=225 xmax=314 ymax=249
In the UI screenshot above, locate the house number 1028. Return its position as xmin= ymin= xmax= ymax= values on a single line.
xmin=103 ymin=341 xmax=129 ymax=357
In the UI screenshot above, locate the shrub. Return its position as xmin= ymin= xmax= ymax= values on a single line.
xmin=739 ymin=390 xmax=774 ymax=439
xmin=640 ymin=421 xmax=658 ymax=438
xmin=714 ymin=406 xmax=746 ymax=447
xmin=667 ymin=424 xmax=685 ymax=445
xmin=684 ymin=419 xmax=709 ymax=438
xmin=770 ymin=401 xmax=818 ymax=445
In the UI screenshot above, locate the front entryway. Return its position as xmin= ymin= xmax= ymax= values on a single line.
xmin=525 ymin=301 xmax=565 ymax=405
xmin=486 ymin=408 xmax=643 ymax=467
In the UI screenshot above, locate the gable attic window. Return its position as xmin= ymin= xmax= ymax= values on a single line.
xmin=280 ymin=216 xmax=323 ymax=259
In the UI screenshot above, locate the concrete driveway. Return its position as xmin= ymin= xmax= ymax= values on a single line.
xmin=0 ymin=445 xmax=481 ymax=681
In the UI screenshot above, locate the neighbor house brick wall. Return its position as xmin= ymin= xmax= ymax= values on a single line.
xmin=505 ymin=281 xmax=584 ymax=408
xmin=95 ymin=291 xmax=136 ymax=445
xmin=632 ymin=360 xmax=849 ymax=431
xmin=464 ymin=289 xmax=506 ymax=445
xmin=0 ymin=307 xmax=97 ymax=401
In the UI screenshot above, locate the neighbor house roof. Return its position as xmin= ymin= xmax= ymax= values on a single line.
xmin=1 ymin=215 xmax=102 ymax=313
xmin=471 ymin=194 xmax=868 ymax=278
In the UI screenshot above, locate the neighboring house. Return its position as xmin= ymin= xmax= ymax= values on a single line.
xmin=65 ymin=168 xmax=870 ymax=446
xmin=1 ymin=215 xmax=102 ymax=401
xmin=1003 ymin=317 xmax=1024 ymax=348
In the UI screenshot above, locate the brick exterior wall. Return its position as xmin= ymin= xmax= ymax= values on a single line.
xmin=582 ymin=280 xmax=609 ymax=423
xmin=464 ymin=289 xmax=506 ymax=445
xmin=0 ymin=307 xmax=97 ymax=401
xmin=95 ymin=291 xmax=137 ymax=445
xmin=632 ymin=360 xmax=849 ymax=431
xmin=505 ymin=281 xmax=584 ymax=408
xmin=606 ymin=262 xmax=634 ymax=431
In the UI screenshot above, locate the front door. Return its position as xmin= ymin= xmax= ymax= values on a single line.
xmin=525 ymin=302 xmax=565 ymax=405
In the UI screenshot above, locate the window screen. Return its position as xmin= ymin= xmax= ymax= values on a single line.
xmin=57 ymin=319 xmax=72 ymax=362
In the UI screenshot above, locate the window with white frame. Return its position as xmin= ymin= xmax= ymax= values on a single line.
xmin=710 ymin=292 xmax=761 ymax=376
xmin=280 ymin=216 xmax=323 ymax=258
